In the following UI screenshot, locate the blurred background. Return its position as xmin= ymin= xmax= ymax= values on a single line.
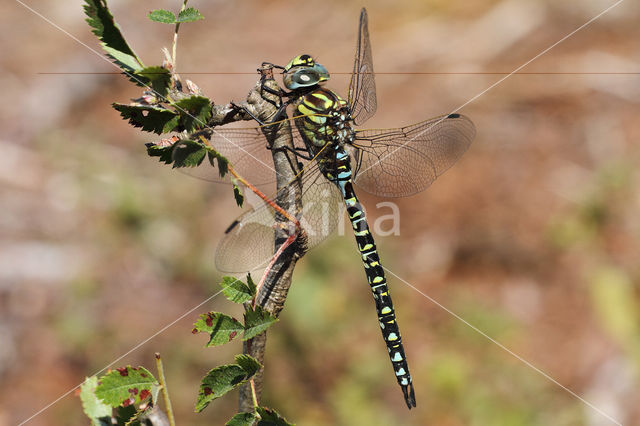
xmin=1 ymin=0 xmax=639 ymax=425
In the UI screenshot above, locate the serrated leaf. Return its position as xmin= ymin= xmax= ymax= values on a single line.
xmin=103 ymin=46 xmax=145 ymax=73
xmin=215 ymin=153 xmax=229 ymax=178
xmin=84 ymin=0 xmax=144 ymax=74
xmin=195 ymin=365 xmax=253 ymax=412
xmin=193 ymin=312 xmax=244 ymax=347
xmin=135 ymin=66 xmax=171 ymax=97
xmin=221 ymin=276 xmax=254 ymax=304
xmin=226 ymin=411 xmax=260 ymax=426
xmin=171 ymin=139 xmax=207 ymax=168
xmin=256 ymin=407 xmax=293 ymax=426
xmin=172 ymin=96 xmax=212 ymax=132
xmin=146 ymin=143 xmax=174 ymax=164
xmin=234 ymin=355 xmax=262 ymax=377
xmin=244 ymin=306 xmax=278 ymax=340
xmin=114 ymin=404 xmax=137 ymax=426
xmin=113 ymin=104 xmax=179 ymax=134
xmin=123 ymin=404 xmax=152 ymax=426
xmin=148 ymin=9 xmax=176 ymax=24
xmin=80 ymin=376 xmax=112 ymax=426
xmin=95 ymin=366 xmax=157 ymax=408
xmin=246 ymin=274 xmax=257 ymax=297
xmin=177 ymin=7 xmax=204 ymax=23
xmin=232 ymin=181 xmax=244 ymax=207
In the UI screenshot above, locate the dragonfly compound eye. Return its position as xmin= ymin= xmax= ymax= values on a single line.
xmin=283 ymin=62 xmax=330 ymax=90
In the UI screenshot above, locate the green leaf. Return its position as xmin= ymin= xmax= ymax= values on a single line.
xmin=80 ymin=376 xmax=112 ymax=426
xmin=146 ymin=142 xmax=175 ymax=164
xmin=84 ymin=0 xmax=144 ymax=73
xmin=113 ymin=104 xmax=179 ymax=134
xmin=145 ymin=138 xmax=230 ymax=179
xmin=95 ymin=366 xmax=157 ymax=408
xmin=171 ymin=139 xmax=207 ymax=168
xmin=135 ymin=66 xmax=171 ymax=97
xmin=114 ymin=404 xmax=137 ymax=426
xmin=244 ymin=306 xmax=277 ymax=340
xmin=235 ymin=355 xmax=262 ymax=377
xmin=193 ymin=312 xmax=244 ymax=347
xmin=256 ymin=407 xmax=293 ymax=425
xmin=221 ymin=276 xmax=254 ymax=304
xmin=150 ymin=383 xmax=161 ymax=406
xmin=246 ymin=274 xmax=257 ymax=297
xmin=172 ymin=96 xmax=212 ymax=132
xmin=123 ymin=405 xmax=152 ymax=426
xmin=214 ymin=153 xmax=229 ymax=178
xmin=148 ymin=9 xmax=176 ymax=24
xmin=195 ymin=364 xmax=257 ymax=412
xmin=232 ymin=181 xmax=244 ymax=207
xmin=226 ymin=411 xmax=260 ymax=426
xmin=177 ymin=7 xmax=204 ymax=23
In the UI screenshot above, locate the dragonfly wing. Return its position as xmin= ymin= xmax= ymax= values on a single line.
xmin=297 ymin=174 xmax=344 ymax=250
xmin=215 ymin=205 xmax=277 ymax=273
xmin=347 ymin=8 xmax=377 ymax=126
xmin=172 ymin=127 xmax=279 ymax=185
xmin=352 ymin=113 xmax=475 ymax=197
xmin=215 ymin=170 xmax=344 ymax=273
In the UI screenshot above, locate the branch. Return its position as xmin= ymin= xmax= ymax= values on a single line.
xmin=235 ymin=65 xmax=305 ymax=412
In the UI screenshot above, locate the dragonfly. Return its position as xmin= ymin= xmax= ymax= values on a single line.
xmin=174 ymin=8 xmax=475 ymax=409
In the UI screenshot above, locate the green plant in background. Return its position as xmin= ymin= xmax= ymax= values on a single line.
xmin=81 ymin=1 xmax=292 ymax=424
xmin=79 ymin=275 xmax=291 ymax=425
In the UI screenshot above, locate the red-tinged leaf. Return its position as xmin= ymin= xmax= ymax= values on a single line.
xmin=193 ymin=312 xmax=244 ymax=347
xmin=95 ymin=366 xmax=157 ymax=408
xmin=79 ymin=376 xmax=112 ymax=425
xmin=195 ymin=365 xmax=249 ymax=412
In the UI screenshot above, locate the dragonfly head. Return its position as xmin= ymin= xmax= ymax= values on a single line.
xmin=282 ymin=54 xmax=330 ymax=90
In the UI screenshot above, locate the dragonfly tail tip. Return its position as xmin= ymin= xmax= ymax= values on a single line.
xmin=402 ymin=383 xmax=416 ymax=409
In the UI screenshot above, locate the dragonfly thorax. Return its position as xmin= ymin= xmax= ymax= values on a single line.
xmin=294 ymin=87 xmax=356 ymax=152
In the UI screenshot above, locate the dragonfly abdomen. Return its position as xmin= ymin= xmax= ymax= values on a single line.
xmin=327 ymin=147 xmax=417 ymax=409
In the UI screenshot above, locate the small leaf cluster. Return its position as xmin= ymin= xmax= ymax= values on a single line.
xmin=145 ymin=134 xmax=229 ymax=176
xmin=84 ymin=0 xmax=237 ymax=202
xmin=80 ymin=366 xmax=160 ymax=426
xmin=148 ymin=8 xmax=204 ymax=24
xmin=192 ymin=276 xmax=291 ymax=425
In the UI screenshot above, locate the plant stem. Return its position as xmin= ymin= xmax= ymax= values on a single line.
xmin=172 ymin=0 xmax=189 ymax=70
xmin=237 ymin=65 xmax=304 ymax=413
xmin=250 ymin=379 xmax=259 ymax=408
xmin=155 ymin=353 xmax=176 ymax=426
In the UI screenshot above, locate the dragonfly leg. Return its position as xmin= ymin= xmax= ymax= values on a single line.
xmin=266 ymin=144 xmax=314 ymax=161
xmin=259 ymin=83 xmax=291 ymax=99
xmin=230 ymin=99 xmax=291 ymax=127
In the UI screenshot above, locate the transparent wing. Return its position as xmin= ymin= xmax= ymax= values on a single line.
xmin=352 ymin=114 xmax=476 ymax=197
xmin=347 ymin=8 xmax=377 ymax=126
xmin=171 ymin=118 xmax=320 ymax=186
xmin=171 ymin=126 xmax=276 ymax=185
xmin=215 ymin=168 xmax=344 ymax=273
